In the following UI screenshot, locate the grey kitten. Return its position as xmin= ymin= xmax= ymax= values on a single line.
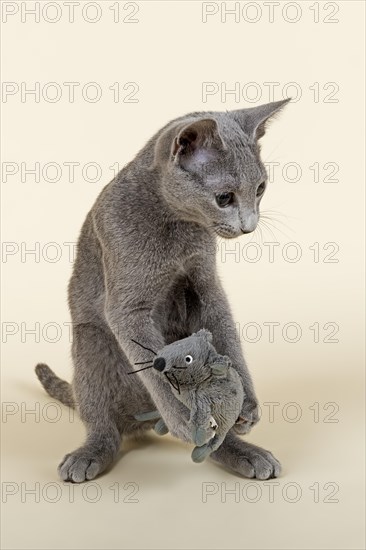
xmin=35 ymin=99 xmax=289 ymax=482
xmin=135 ymin=329 xmax=245 ymax=463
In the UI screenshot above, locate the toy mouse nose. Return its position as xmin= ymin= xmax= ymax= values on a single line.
xmin=153 ymin=357 xmax=166 ymax=372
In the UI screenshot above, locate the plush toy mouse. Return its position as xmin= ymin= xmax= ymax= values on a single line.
xmin=133 ymin=329 xmax=245 ymax=463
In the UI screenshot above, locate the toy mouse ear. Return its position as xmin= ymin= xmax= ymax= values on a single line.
xmin=210 ymin=355 xmax=231 ymax=376
xmin=194 ymin=329 xmax=213 ymax=342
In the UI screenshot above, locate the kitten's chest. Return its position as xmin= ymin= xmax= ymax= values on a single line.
xmin=152 ymin=260 xmax=205 ymax=341
xmin=164 ymin=223 xmax=215 ymax=270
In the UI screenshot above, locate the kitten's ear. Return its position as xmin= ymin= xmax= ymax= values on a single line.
xmin=232 ymin=98 xmax=291 ymax=142
xmin=172 ymin=118 xmax=225 ymax=170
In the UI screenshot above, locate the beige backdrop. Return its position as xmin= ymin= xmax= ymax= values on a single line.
xmin=1 ymin=1 xmax=365 ymax=549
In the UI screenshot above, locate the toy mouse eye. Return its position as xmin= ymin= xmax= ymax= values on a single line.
xmin=185 ymin=355 xmax=193 ymax=364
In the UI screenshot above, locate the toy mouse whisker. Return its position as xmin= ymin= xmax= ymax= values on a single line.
xmin=127 ymin=364 xmax=154 ymax=375
xmin=130 ymin=338 xmax=157 ymax=355
xmin=165 ymin=372 xmax=181 ymax=394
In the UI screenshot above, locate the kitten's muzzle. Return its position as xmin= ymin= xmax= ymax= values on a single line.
xmin=153 ymin=357 xmax=166 ymax=372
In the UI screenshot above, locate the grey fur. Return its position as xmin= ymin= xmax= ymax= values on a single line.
xmin=136 ymin=329 xmax=245 ymax=463
xmin=35 ymin=99 xmax=289 ymax=482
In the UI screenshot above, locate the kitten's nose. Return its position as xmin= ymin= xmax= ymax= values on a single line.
xmin=153 ymin=357 xmax=166 ymax=372
xmin=240 ymin=211 xmax=258 ymax=234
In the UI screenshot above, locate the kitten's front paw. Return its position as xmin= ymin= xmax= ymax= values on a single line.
xmin=211 ymin=437 xmax=281 ymax=480
xmin=234 ymin=397 xmax=259 ymax=435
xmin=237 ymin=444 xmax=281 ymax=479
xmin=58 ymin=449 xmax=107 ymax=483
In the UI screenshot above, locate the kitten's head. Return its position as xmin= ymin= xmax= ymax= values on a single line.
xmin=153 ymin=99 xmax=290 ymax=238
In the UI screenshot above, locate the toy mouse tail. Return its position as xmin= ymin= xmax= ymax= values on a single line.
xmin=35 ymin=363 xmax=75 ymax=409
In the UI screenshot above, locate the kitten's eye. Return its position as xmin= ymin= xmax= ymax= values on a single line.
xmin=256 ymin=182 xmax=266 ymax=197
xmin=185 ymin=355 xmax=193 ymax=364
xmin=215 ymin=192 xmax=234 ymax=208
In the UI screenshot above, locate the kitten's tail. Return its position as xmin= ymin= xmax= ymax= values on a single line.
xmin=35 ymin=363 xmax=75 ymax=409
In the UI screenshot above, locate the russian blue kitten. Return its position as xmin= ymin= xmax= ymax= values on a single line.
xmin=36 ymin=99 xmax=290 ymax=482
